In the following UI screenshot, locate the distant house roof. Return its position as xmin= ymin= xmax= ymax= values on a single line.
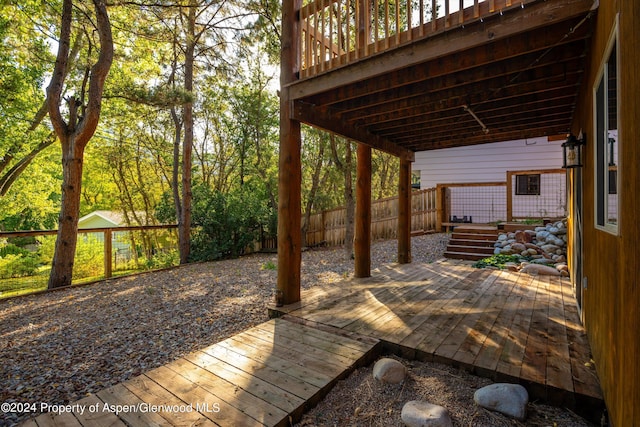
xmin=78 ymin=210 xmax=147 ymax=229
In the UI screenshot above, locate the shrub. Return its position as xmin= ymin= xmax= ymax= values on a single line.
xmin=472 ymin=254 xmax=523 ymax=269
xmin=38 ymin=234 xmax=104 ymax=279
xmin=189 ymin=185 xmax=276 ymax=262
xmin=0 ymin=253 xmax=40 ymax=279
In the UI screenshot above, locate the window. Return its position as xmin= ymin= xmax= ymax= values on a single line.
xmin=594 ymin=24 xmax=619 ymax=234
xmin=411 ymin=171 xmax=421 ymax=189
xmin=515 ymin=174 xmax=540 ymax=195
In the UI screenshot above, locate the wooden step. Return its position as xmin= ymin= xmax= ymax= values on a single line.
xmin=451 ymin=232 xmax=498 ymax=241
xmin=446 ymin=245 xmax=495 ymax=255
xmin=449 ymin=238 xmax=495 ymax=247
xmin=443 ymin=251 xmax=491 ymax=261
xmin=453 ymin=225 xmax=498 ymax=234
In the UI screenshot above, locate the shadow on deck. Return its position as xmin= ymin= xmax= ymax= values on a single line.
xmin=270 ymin=259 xmax=604 ymax=421
xmin=23 ymin=259 xmax=603 ymax=426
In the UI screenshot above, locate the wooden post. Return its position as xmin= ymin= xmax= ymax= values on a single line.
xmin=277 ymin=0 xmax=302 ymax=305
xmin=355 ymin=144 xmax=372 ymax=277
xmin=435 ymin=183 xmax=443 ymax=231
xmin=506 ymin=170 xmax=514 ymax=222
xmin=104 ymin=229 xmax=112 ymax=279
xmin=398 ymin=156 xmax=412 ymax=263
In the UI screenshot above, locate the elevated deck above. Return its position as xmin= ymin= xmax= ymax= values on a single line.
xmin=285 ymin=0 xmax=596 ymax=155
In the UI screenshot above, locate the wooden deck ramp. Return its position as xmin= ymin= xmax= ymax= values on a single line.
xmin=24 ymin=318 xmax=380 ymax=427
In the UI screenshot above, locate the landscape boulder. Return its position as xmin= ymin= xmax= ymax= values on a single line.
xmin=484 ymin=220 xmax=569 ymax=276
xmin=474 ymin=383 xmax=529 ymax=420
xmin=401 ymin=400 xmax=453 ymax=427
xmin=372 ymin=358 xmax=406 ymax=384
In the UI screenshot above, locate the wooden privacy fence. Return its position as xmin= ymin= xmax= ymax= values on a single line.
xmin=304 ymin=187 xmax=437 ymax=246
xmin=299 ymin=0 xmax=539 ymax=78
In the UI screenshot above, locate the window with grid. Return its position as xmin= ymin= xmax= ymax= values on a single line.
xmin=515 ymin=174 xmax=541 ymax=196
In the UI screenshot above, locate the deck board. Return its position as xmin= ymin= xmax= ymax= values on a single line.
xmin=27 ymin=318 xmax=379 ymax=427
xmin=277 ymin=259 xmax=603 ymax=413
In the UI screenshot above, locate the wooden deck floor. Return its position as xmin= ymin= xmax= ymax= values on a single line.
xmin=24 ymin=318 xmax=380 ymax=427
xmin=24 ymin=259 xmax=603 ymax=426
xmin=272 ymin=260 xmax=603 ymax=415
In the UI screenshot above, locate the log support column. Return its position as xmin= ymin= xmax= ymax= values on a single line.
xmin=398 ymin=156 xmax=412 ymax=264
xmin=355 ymin=144 xmax=372 ymax=277
xmin=277 ymin=0 xmax=302 ymax=304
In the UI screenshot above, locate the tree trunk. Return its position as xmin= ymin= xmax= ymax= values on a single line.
xmin=343 ymin=141 xmax=355 ymax=258
xmin=46 ymin=0 xmax=113 ymax=288
xmin=47 ymin=139 xmax=84 ymax=288
xmin=178 ymin=2 xmax=196 ymax=264
xmin=330 ymin=135 xmax=355 ymax=258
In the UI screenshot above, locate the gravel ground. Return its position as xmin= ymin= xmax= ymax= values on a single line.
xmin=297 ymin=355 xmax=593 ymax=427
xmin=0 ymin=233 xmax=593 ymax=426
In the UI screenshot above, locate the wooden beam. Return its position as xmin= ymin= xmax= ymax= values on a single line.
xmin=285 ymin=0 xmax=595 ymax=99
xmin=398 ymin=157 xmax=411 ymax=264
xmin=277 ymin=0 xmax=303 ymax=305
xmin=354 ymin=144 xmax=371 ymax=278
xmin=291 ymin=100 xmax=414 ymax=161
xmin=332 ymin=45 xmax=586 ymax=117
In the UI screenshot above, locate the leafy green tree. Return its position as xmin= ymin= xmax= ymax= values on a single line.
xmin=46 ymin=0 xmax=113 ymax=289
xmin=0 ymin=2 xmax=59 ymax=196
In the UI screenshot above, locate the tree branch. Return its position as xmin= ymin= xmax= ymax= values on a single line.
xmin=46 ymin=0 xmax=73 ymax=141
xmin=75 ymin=0 xmax=114 ymax=147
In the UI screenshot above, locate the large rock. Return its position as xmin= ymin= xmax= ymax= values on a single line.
xmin=401 ymin=401 xmax=453 ymax=427
xmin=511 ymin=242 xmax=526 ymax=253
xmin=520 ymin=263 xmax=561 ymax=276
xmin=474 ymin=383 xmax=529 ymax=420
xmin=372 ymin=358 xmax=406 ymax=384
xmin=514 ymin=230 xmax=532 ymax=244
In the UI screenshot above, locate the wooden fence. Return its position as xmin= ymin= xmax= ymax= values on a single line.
xmin=303 ymin=187 xmax=437 ymax=246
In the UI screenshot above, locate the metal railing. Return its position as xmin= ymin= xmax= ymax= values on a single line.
xmin=0 ymin=225 xmax=178 ymax=299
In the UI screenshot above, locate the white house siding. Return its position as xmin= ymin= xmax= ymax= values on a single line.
xmin=414 ymin=137 xmax=564 ymax=189
xmin=511 ymin=172 xmax=566 ymax=219
xmin=414 ymin=137 xmax=566 ymax=223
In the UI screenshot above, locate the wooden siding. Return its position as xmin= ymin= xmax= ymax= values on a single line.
xmin=414 ymin=137 xmax=564 ymax=189
xmin=570 ymin=1 xmax=640 ymax=425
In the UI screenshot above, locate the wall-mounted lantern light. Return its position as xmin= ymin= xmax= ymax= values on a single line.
xmin=562 ymin=133 xmax=585 ymax=168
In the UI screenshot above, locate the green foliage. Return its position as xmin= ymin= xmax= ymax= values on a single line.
xmin=0 ymin=253 xmax=40 ymax=279
xmin=261 ymin=260 xmax=277 ymax=271
xmin=472 ymin=254 xmax=522 ymax=269
xmin=144 ymin=250 xmax=179 ymax=270
xmin=0 ymin=243 xmax=30 ymax=258
xmin=38 ymin=234 xmax=104 ymax=279
xmin=188 ymin=184 xmax=276 ymax=262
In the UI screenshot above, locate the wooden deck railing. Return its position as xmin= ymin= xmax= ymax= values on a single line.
xmin=299 ymin=0 xmax=539 ymax=78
